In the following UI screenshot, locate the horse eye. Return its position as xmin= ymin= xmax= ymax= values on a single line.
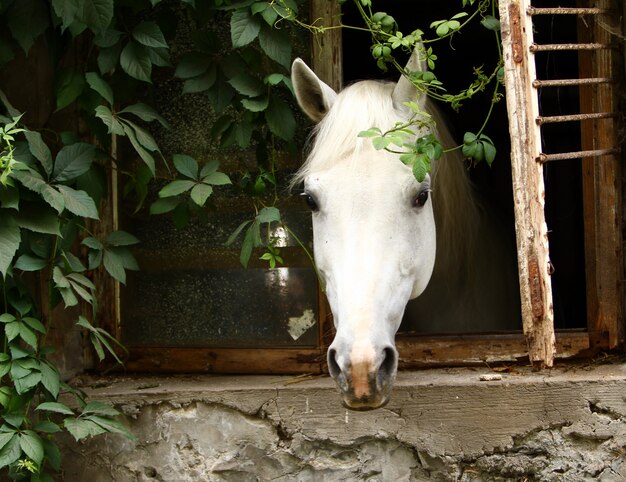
xmin=302 ymin=193 xmax=319 ymax=211
xmin=413 ymin=190 xmax=429 ymax=208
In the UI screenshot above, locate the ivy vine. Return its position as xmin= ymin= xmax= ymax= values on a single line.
xmin=0 ymin=0 xmax=504 ymax=477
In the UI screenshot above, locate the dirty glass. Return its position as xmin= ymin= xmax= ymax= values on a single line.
xmin=119 ymin=5 xmax=318 ymax=348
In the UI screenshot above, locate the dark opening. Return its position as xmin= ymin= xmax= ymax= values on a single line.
xmin=340 ymin=0 xmax=586 ymax=332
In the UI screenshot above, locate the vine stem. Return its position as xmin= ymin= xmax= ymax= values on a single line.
xmin=282 ymin=224 xmax=323 ymax=288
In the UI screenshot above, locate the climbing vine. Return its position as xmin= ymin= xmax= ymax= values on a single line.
xmin=0 ymin=0 xmax=503 ymax=477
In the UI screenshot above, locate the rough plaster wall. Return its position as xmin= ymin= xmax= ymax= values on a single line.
xmin=58 ymin=369 xmax=626 ymax=481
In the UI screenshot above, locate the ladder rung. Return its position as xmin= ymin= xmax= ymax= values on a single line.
xmin=533 ymin=78 xmax=614 ymax=88
xmin=536 ymin=112 xmax=618 ymax=125
xmin=530 ymin=43 xmax=610 ymax=52
xmin=537 ymin=148 xmax=620 ymax=163
xmin=527 ymin=7 xmax=609 ymax=16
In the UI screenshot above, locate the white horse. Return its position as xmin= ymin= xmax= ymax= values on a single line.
xmin=291 ymin=50 xmax=519 ymax=410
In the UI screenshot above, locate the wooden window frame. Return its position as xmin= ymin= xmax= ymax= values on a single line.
xmin=99 ymin=0 xmax=623 ymax=374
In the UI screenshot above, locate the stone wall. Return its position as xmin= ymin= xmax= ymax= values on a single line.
xmin=58 ymin=364 xmax=626 ymax=481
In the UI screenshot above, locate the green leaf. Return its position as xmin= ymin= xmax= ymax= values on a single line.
xmin=95 ymin=105 xmax=124 ymax=135
xmin=40 ymin=185 xmax=65 ymax=214
xmin=90 ymin=333 xmax=105 ymax=361
xmin=149 ymin=197 xmax=179 ymax=215
xmin=6 ymin=0 xmax=49 ymax=54
xmin=481 ymin=15 xmax=501 ymax=31
xmin=256 ymin=206 xmax=280 ymax=224
xmin=228 ymin=73 xmax=264 ymax=97
xmin=174 ymin=52 xmax=211 ymax=79
xmin=202 ymin=172 xmax=231 ymax=186
xmin=206 ymin=75 xmax=236 ymax=113
xmin=53 ymin=143 xmax=96 ymax=182
xmin=24 ymin=130 xmax=53 ymax=175
xmin=190 ymin=183 xmax=212 ymax=206
xmin=98 ymin=44 xmax=122 ymax=75
xmin=93 ymin=28 xmax=122 ymax=48
xmin=14 ymin=254 xmax=47 ymax=272
xmin=0 ymin=211 xmax=20 ymax=277
xmin=372 ymin=136 xmax=390 ymax=150
xmin=32 ymin=420 xmax=60 ymax=434
xmin=53 ymin=266 xmax=70 ymax=289
xmin=0 ymin=313 xmax=16 ymax=323
xmin=85 ymin=72 xmax=114 ymax=104
xmin=82 ymin=401 xmax=119 ymax=417
xmin=265 ymin=96 xmax=295 ymax=141
xmin=159 ymin=180 xmax=196 ymax=198
xmin=173 ymin=154 xmax=198 ymax=180
xmin=64 ymin=417 xmax=107 ymax=441
xmin=90 ymin=415 xmax=134 ymax=439
xmin=240 ymin=221 xmax=259 ymax=268
xmin=14 ymin=370 xmax=42 ymax=394
xmin=132 ymin=21 xmax=168 ymax=49
xmin=19 ymin=431 xmax=44 ymax=466
xmin=55 ymin=69 xmax=86 ymax=111
xmin=82 ymin=236 xmax=104 ymax=250
xmin=463 ymin=131 xmax=477 ymax=145
xmin=0 ymin=186 xmax=19 ymax=210
xmin=66 ymin=272 xmax=95 ymax=290
xmin=56 ymin=185 xmax=99 ymax=219
xmin=0 ymin=434 xmax=20 ymax=469
xmin=120 ymin=41 xmax=152 ymax=83
xmin=36 ymin=402 xmax=74 ymax=416
xmin=78 ymin=0 xmax=114 ymax=35
xmin=358 ymin=128 xmax=382 ymax=138
xmin=412 ymin=154 xmax=429 ymax=182
xmin=182 ymin=67 xmax=217 ymax=94
xmin=38 ymin=362 xmax=60 ymax=398
xmin=260 ymin=5 xmax=278 ymax=25
xmin=231 ymin=9 xmax=262 ymax=48
xmin=22 ymin=317 xmax=45 ymax=334
xmin=14 ymin=203 xmax=61 ymax=235
xmin=122 ymin=123 xmax=156 ymax=175
xmin=148 ymin=47 xmax=172 ymax=67
xmin=52 ymin=0 xmax=80 ymax=32
xmin=200 ymin=160 xmax=219 ymax=178
xmin=0 ymin=432 xmax=15 ymax=452
xmin=258 ymin=25 xmax=291 ymax=70
xmin=42 ymin=439 xmax=61 ymax=471
xmin=18 ymin=323 xmax=37 ymax=349
xmin=483 ymin=139 xmax=497 ymax=166
xmin=5 ymin=322 xmax=19 ymax=342
xmin=120 ymin=119 xmax=159 ymax=152
xmin=9 ymin=344 xmax=30 ymax=360
xmin=119 ymin=103 xmax=169 ymax=128
xmin=105 ymin=231 xmax=140 ymax=246
xmin=241 ymin=96 xmax=269 ymax=112
xmin=103 ymin=249 xmax=127 ymax=283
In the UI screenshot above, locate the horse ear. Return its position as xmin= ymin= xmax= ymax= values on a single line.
xmin=392 ymin=47 xmax=428 ymax=111
xmin=291 ymin=58 xmax=337 ymax=123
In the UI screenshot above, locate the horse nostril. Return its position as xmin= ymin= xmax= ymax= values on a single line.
xmin=327 ymin=348 xmax=342 ymax=379
xmin=379 ymin=346 xmax=398 ymax=380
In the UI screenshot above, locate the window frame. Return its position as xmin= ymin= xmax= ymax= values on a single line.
xmin=101 ymin=0 xmax=623 ymax=373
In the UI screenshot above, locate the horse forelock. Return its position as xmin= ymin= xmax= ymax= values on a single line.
xmin=291 ymin=80 xmax=401 ymax=187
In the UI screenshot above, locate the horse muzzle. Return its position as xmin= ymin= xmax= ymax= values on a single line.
xmin=327 ymin=344 xmax=398 ymax=411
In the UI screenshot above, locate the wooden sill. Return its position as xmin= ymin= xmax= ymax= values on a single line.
xmin=119 ymin=331 xmax=592 ymax=374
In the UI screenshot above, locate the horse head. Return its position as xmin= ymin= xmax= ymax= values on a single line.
xmin=291 ymin=51 xmax=437 ymax=410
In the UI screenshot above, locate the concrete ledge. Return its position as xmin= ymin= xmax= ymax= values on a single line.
xmin=60 ymin=364 xmax=626 ymax=481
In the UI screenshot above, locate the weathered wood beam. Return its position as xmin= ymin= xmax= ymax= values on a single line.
xmin=499 ymin=0 xmax=556 ymax=368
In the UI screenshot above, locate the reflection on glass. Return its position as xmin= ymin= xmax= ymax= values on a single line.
xmin=122 ymin=268 xmax=318 ymax=347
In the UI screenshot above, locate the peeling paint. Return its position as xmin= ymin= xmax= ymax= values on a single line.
xmin=287 ymin=309 xmax=316 ymax=340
